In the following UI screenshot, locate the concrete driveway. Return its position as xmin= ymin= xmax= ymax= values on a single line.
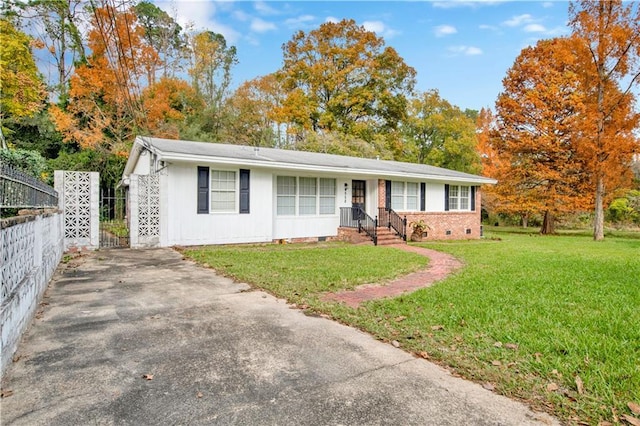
xmin=1 ymin=248 xmax=557 ymax=425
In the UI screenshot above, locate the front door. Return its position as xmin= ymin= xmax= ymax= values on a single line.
xmin=352 ymin=180 xmax=366 ymax=219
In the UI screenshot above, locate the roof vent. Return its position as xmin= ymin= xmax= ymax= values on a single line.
xmin=254 ymin=147 xmax=259 ymax=156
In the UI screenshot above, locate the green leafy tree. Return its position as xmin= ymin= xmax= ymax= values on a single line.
xmin=0 ymin=17 xmax=47 ymax=143
xmin=280 ymin=19 xmax=416 ymax=143
xmin=403 ymin=90 xmax=480 ymax=173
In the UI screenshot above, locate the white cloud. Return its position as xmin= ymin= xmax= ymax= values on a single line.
xmin=285 ymin=14 xmax=316 ymax=29
xmin=325 ymin=16 xmax=340 ymax=24
xmin=232 ymin=10 xmax=250 ymax=22
xmin=362 ymin=20 xmax=400 ymax=39
xmin=166 ymin=0 xmax=241 ymax=43
xmin=254 ymin=1 xmax=280 ymax=16
xmin=434 ymin=24 xmax=458 ymax=37
xmin=503 ymin=14 xmax=534 ymax=27
xmin=250 ymin=17 xmax=276 ymax=33
xmin=542 ymin=2 xmax=554 ymax=8
xmin=524 ymin=23 xmax=547 ymax=33
xmin=433 ymin=0 xmax=506 ymax=9
xmin=479 ymin=24 xmax=499 ymax=31
xmin=448 ymin=45 xmax=483 ymax=56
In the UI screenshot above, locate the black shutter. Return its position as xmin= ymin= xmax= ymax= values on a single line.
xmin=420 ymin=182 xmax=426 ymax=211
xmin=471 ymin=186 xmax=476 ymax=211
xmin=239 ymin=169 xmax=250 ymax=214
xmin=444 ymin=184 xmax=450 ymax=211
xmin=385 ymin=180 xmax=392 ymax=209
xmin=197 ymin=167 xmax=209 ymax=214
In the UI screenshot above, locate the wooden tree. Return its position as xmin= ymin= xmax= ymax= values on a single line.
xmin=491 ymin=37 xmax=592 ymax=234
xmin=569 ymin=0 xmax=640 ymax=240
xmin=280 ymin=19 xmax=416 ymax=144
xmin=403 ymin=90 xmax=481 ymax=173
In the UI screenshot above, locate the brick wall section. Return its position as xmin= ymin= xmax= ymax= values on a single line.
xmin=377 ymin=179 xmax=483 ymax=241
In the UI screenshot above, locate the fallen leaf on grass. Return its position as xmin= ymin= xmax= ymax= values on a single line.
xmin=575 ymin=375 xmax=584 ymax=395
xmin=622 ymin=414 xmax=640 ymax=426
xmin=431 ymin=325 xmax=444 ymax=331
xmin=482 ymin=383 xmax=495 ymax=391
xmin=598 ymin=422 xmax=613 ymax=426
xmin=505 ymin=343 xmax=519 ymax=350
xmin=142 ymin=374 xmax=154 ymax=380
xmin=494 ymin=341 xmax=503 ymax=348
xmin=391 ymin=340 xmax=400 ymax=348
xmin=418 ymin=351 xmax=430 ymax=359
xmin=394 ymin=316 xmax=406 ymax=322
xmin=491 ymin=360 xmax=502 ymax=366
xmin=546 ymin=382 xmax=559 ymax=392
xmin=629 ymin=402 xmax=640 ymax=415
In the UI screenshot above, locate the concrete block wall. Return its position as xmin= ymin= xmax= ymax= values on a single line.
xmin=0 ymin=212 xmax=63 ymax=378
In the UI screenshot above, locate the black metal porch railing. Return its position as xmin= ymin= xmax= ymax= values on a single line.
xmin=339 ymin=206 xmax=378 ymax=245
xmin=378 ymin=207 xmax=407 ymax=241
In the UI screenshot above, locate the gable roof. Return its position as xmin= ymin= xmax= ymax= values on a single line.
xmin=123 ymin=136 xmax=497 ymax=185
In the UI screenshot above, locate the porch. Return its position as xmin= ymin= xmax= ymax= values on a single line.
xmin=338 ymin=207 xmax=408 ymax=246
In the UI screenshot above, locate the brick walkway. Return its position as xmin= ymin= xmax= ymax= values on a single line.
xmin=323 ymin=244 xmax=463 ymax=308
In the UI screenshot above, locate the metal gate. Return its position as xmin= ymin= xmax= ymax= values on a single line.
xmin=100 ymin=187 xmax=129 ymax=248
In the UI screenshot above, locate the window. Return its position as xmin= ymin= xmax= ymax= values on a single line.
xmin=390 ymin=180 xmax=421 ymax=211
xmin=406 ymin=182 xmax=419 ymax=210
xmin=319 ymin=178 xmax=336 ymax=215
xmin=299 ymin=177 xmax=317 ymax=215
xmin=391 ymin=181 xmax=404 ymax=210
xmin=276 ymin=176 xmax=337 ymax=216
xmin=447 ymin=185 xmax=472 ymax=211
xmin=277 ymin=176 xmax=296 ymax=215
xmin=211 ymin=170 xmax=236 ymax=212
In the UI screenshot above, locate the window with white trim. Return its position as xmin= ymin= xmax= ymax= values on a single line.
xmin=276 ymin=176 xmax=337 ymax=216
xmin=319 ymin=178 xmax=336 ymax=214
xmin=448 ymin=185 xmax=472 ymax=211
xmin=391 ymin=181 xmax=404 ymax=210
xmin=406 ymin=182 xmax=419 ymax=210
xmin=277 ymin=176 xmax=296 ymax=215
xmin=391 ymin=181 xmax=421 ymax=211
xmin=211 ymin=170 xmax=236 ymax=212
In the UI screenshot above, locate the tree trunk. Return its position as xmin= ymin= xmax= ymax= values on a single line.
xmin=593 ymin=173 xmax=605 ymax=241
xmin=522 ymin=214 xmax=528 ymax=228
xmin=540 ymin=210 xmax=555 ymax=235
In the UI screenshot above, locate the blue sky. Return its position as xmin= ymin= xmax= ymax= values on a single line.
xmin=155 ymin=1 xmax=572 ymax=111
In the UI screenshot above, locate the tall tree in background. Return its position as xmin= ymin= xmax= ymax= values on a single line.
xmin=280 ymin=19 xmax=416 ymax=148
xmin=17 ymin=0 xmax=87 ymax=102
xmin=403 ymin=90 xmax=480 ymax=173
xmin=134 ymin=0 xmax=185 ymax=84
xmin=491 ymin=38 xmax=591 ymax=234
xmin=50 ymin=2 xmax=156 ymax=151
xmin=0 ymin=17 xmax=46 ymax=147
xmin=569 ymin=0 xmax=640 ymax=240
xmin=186 ymin=31 xmax=237 ymax=141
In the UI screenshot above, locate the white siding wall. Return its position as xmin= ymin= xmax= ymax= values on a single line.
xmin=164 ymin=163 xmax=273 ymax=245
xmin=426 ymin=182 xmax=445 ymax=212
xmin=132 ymin=151 xmax=151 ymax=175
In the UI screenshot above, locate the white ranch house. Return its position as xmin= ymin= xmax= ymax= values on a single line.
xmin=121 ymin=137 xmax=496 ymax=247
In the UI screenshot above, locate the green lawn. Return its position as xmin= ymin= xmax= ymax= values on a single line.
xmin=182 ymin=233 xmax=640 ymax=424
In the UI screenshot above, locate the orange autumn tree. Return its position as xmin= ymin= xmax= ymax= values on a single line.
xmin=51 ymin=2 xmax=158 ymax=154
xmin=490 ymin=37 xmax=592 ymax=234
xmin=477 ymin=108 xmax=539 ymax=227
xmin=141 ymin=77 xmax=203 ymax=139
xmin=569 ymin=0 xmax=640 ymax=240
